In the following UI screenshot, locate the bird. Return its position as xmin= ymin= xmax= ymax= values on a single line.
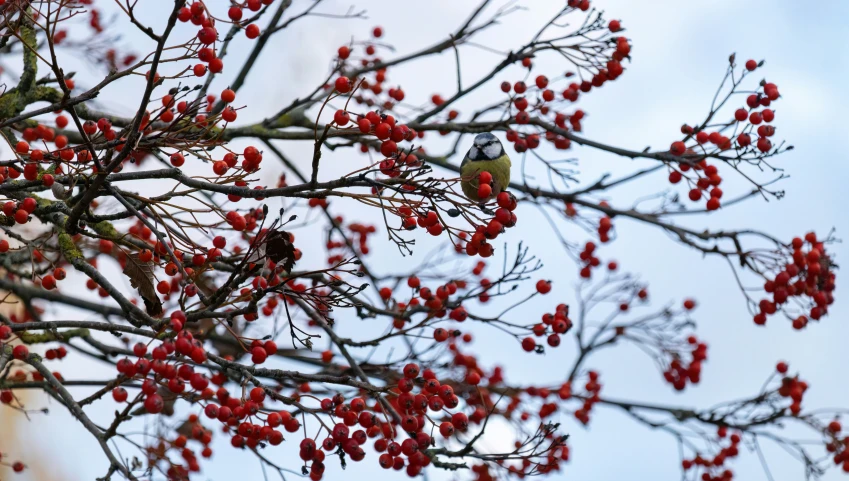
xmin=460 ymin=132 xmax=511 ymax=202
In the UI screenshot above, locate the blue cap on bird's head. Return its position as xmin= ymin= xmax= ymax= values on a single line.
xmin=468 ymin=132 xmax=504 ymax=161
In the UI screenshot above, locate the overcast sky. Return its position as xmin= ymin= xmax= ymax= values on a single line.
xmin=3 ymin=1 xmax=847 ymax=481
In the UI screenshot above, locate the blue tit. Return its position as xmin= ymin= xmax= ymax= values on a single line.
xmin=460 ymin=132 xmax=512 ymax=202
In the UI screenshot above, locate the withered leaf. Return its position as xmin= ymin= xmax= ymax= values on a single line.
xmin=245 ymin=229 xmax=296 ymax=272
xmin=123 ymin=253 xmax=163 ymax=316
xmin=175 ymin=419 xmax=195 ymax=438
xmin=266 ymin=230 xmax=296 ymax=271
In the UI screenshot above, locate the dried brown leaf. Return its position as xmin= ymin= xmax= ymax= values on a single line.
xmin=123 ymin=253 xmax=163 ymax=316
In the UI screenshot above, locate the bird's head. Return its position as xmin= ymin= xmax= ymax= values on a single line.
xmin=468 ymin=132 xmax=504 ymax=161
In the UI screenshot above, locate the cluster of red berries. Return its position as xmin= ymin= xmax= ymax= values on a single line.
xmin=662 ymin=335 xmax=708 ymax=391
xmin=213 ymin=362 xmax=478 ymax=479
xmin=824 ymin=420 xmax=849 ymax=472
xmin=668 ymin=64 xmax=782 ymax=211
xmin=384 ymin=277 xmax=469 ymax=332
xmin=495 ymin=33 xmax=625 ymax=148
xmin=38 ymin=267 xmax=66 ymax=291
xmin=153 ymin=414 xmax=215 ymax=478
xmin=776 ymin=368 xmax=809 ymax=416
xmin=208 ymin=147 xmax=262 ymax=178
xmin=2 ymin=197 xmax=37 ymax=225
xmin=336 ymin=27 xmax=417 ymax=112
xmin=333 ymin=104 xmax=418 ymax=169
xmin=58 ymin=115 xmax=116 ymax=147
xmin=16 ymin=121 xmax=56 ymax=145
xmin=396 ymin=208 xmax=435 ymax=236
xmin=111 ymin=328 xmax=224 ymax=414
xmin=13 ymin=113 xmax=121 ymax=174
xmin=734 ymin=108 xmax=777 ymax=153
xmin=22 ymin=156 xmax=58 ymax=185
xmin=574 ymin=371 xmax=602 ymax=425
xmin=203 ymin=389 xmax=300 ymax=451
xmin=463 ymin=190 xmax=519 ymax=258
xmin=378 ymin=363 xmax=472 ymax=475
xmin=755 ymin=232 xmax=835 ymax=327
xmin=224 ymin=210 xmax=250 ymax=232
xmin=500 ymin=17 xmax=629 ymax=123
xmin=566 ymin=0 xmax=590 ymax=12
xmin=666 ymin=157 xmax=724 ymax=211
xmin=179 ymin=1 xmax=271 ymax=76
xmin=404 ymin=279 xmax=466 ymax=320
xmin=577 ymin=241 xmax=602 ymax=278
xmin=500 ymin=76 xmax=591 ymax=153
xmin=0 ymin=345 xmax=63 ymax=398
xmin=526 ymin=303 xmax=572 ymax=351
xmin=307 ymin=197 xmax=329 ymax=209
xmin=349 ymin=69 xmax=407 ymax=112
xmin=44 ymin=345 xmax=69 ymax=360
xmin=681 ymin=428 xmax=742 ymax=481
xmin=566 ymin=0 xmax=592 ymax=11
xmin=596 ymin=215 xmax=614 ymax=243
xmin=327 ymin=221 xmax=376 ymax=262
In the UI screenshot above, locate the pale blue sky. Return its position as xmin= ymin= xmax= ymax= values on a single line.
xmin=3 ymin=1 xmax=847 ymax=481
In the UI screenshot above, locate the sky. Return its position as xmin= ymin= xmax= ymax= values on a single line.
xmin=2 ymin=1 xmax=848 ymax=481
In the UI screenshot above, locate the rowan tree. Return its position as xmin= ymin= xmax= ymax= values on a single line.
xmin=0 ymin=1 xmax=840 ymax=480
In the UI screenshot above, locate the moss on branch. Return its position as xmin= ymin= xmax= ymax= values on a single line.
xmin=18 ymin=327 xmax=91 ymax=344
xmin=58 ymin=232 xmax=83 ymax=262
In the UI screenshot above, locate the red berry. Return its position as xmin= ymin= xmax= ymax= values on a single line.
xmin=334 ymin=77 xmax=352 ymax=93
xmin=245 ymin=24 xmax=260 ymax=39
xmin=670 ymin=141 xmax=686 ymax=156
xmin=197 ymin=26 xmax=217 ymax=45
xmin=706 ymin=197 xmax=720 ymax=211
xmin=477 ymin=184 xmax=492 ymax=199
xmin=12 ymin=345 xmax=28 ymax=360
xmin=334 ymin=110 xmax=350 ymax=126
xmin=41 ymin=274 xmax=56 ymax=290
xmin=222 ymin=107 xmax=237 ymax=122
xmin=112 ymin=387 xmax=128 ymax=403
xmin=14 ymin=209 xmax=29 ymax=224
xmin=144 ymin=393 xmax=164 ymax=413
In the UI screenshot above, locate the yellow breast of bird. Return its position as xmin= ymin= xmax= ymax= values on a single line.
xmin=460 ymin=154 xmax=512 ymax=202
